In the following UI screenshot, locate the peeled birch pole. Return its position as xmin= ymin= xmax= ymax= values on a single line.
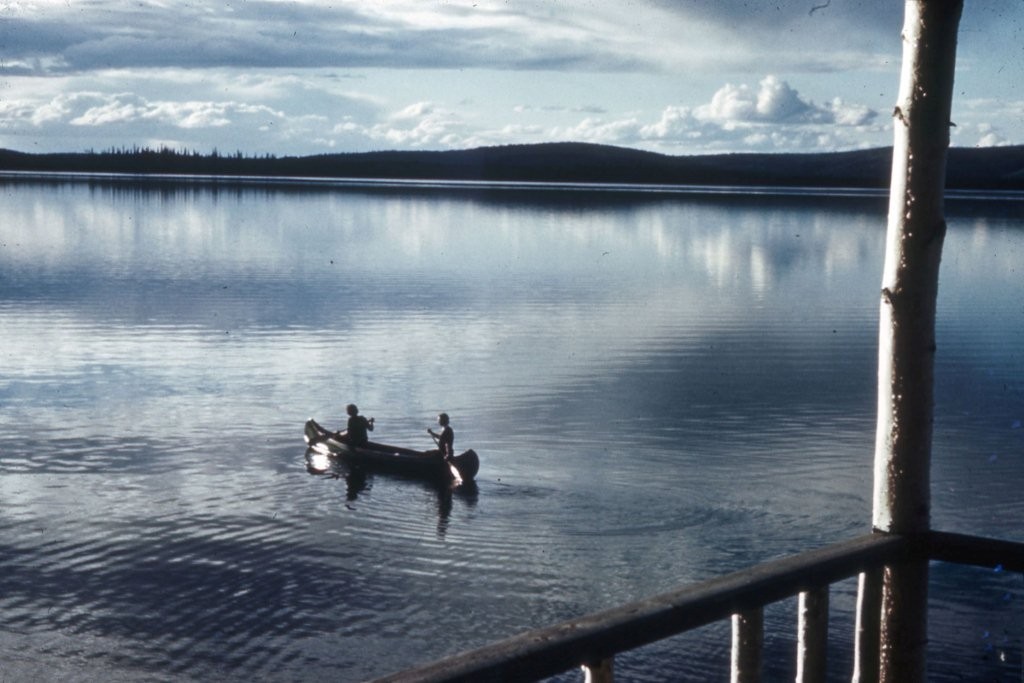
xmin=581 ymin=658 xmax=613 ymax=683
xmin=731 ymin=609 xmax=764 ymax=683
xmin=851 ymin=569 xmax=882 ymax=683
xmin=869 ymin=1 xmax=963 ymax=682
xmin=796 ymin=587 xmax=829 ymax=683
xmin=874 ymin=0 xmax=961 ymax=532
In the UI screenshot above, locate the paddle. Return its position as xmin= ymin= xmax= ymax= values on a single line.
xmin=428 ymin=428 xmax=462 ymax=484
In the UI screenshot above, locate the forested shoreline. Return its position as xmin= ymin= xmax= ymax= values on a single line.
xmin=2 ymin=141 xmax=1023 ymax=190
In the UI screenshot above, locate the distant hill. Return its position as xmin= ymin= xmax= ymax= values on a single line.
xmin=1 ymin=142 xmax=1023 ymax=190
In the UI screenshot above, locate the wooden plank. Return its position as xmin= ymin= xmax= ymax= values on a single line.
xmin=925 ymin=531 xmax=1024 ymax=572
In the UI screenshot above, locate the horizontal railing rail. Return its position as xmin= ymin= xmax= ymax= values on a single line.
xmin=925 ymin=530 xmax=1024 ymax=572
xmin=370 ymin=530 xmax=1024 ymax=683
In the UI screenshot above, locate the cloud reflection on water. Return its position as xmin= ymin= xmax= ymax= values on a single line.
xmin=2 ymin=180 xmax=1023 ymax=681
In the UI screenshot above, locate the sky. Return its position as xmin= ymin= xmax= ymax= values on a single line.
xmin=1 ymin=0 xmax=1023 ymax=158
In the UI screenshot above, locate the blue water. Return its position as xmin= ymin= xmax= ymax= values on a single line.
xmin=0 ymin=177 xmax=1021 ymax=681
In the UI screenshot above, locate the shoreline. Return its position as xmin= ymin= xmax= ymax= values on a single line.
xmin=3 ymin=142 xmax=1024 ymax=194
xmin=3 ymin=169 xmax=1022 ymax=204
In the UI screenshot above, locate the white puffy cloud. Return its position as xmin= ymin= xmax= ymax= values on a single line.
xmin=556 ymin=116 xmax=644 ymax=145
xmin=640 ymin=106 xmax=698 ymax=139
xmin=0 ymin=88 xmax=333 ymax=154
xmin=695 ymin=76 xmax=874 ymax=127
xmin=45 ymin=93 xmax=285 ymax=131
xmin=0 ymin=63 xmax=1004 ymax=158
xmin=365 ymin=101 xmax=472 ymax=148
xmin=951 ymin=121 xmax=1015 ymax=149
xmin=953 ymin=99 xmax=1024 ymax=148
xmin=390 ymin=102 xmax=437 ymax=122
xmin=543 ymin=76 xmax=882 ymax=154
xmin=829 ymin=98 xmax=875 ymax=126
xmin=976 ymin=132 xmax=1005 ymax=147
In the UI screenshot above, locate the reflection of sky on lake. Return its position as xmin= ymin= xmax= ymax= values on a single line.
xmin=3 ymin=183 xmax=1021 ymax=517
xmin=2 ymin=184 xmax=888 ymax=436
xmin=2 ymin=180 xmax=1022 ymax=681
xmin=3 ymin=183 xmax=1020 ymax=496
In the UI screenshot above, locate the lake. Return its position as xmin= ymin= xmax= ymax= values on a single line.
xmin=1 ymin=176 xmax=1021 ymax=682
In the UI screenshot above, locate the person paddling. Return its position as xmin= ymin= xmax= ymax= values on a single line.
xmin=427 ymin=412 xmax=454 ymax=460
xmin=339 ymin=403 xmax=374 ymax=447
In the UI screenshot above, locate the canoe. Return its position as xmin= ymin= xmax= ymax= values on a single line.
xmin=304 ymin=418 xmax=479 ymax=483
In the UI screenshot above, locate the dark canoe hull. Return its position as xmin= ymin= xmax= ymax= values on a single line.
xmin=304 ymin=418 xmax=479 ymax=482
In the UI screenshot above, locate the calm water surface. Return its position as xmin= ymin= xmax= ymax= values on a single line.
xmin=1 ymin=178 xmax=1022 ymax=681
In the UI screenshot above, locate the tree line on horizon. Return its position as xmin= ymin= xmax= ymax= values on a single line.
xmin=1 ymin=142 xmax=1022 ymax=190
xmin=89 ymin=145 xmax=280 ymax=161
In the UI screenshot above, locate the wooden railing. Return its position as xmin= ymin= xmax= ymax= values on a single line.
xmin=370 ymin=530 xmax=1024 ymax=683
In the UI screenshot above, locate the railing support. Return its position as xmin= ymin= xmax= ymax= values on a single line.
xmin=796 ymin=587 xmax=829 ymax=683
xmin=369 ymin=532 xmax=1024 ymax=683
xmin=731 ymin=608 xmax=763 ymax=683
xmin=852 ymin=568 xmax=882 ymax=683
xmin=880 ymin=561 xmax=930 ymax=682
xmin=581 ymin=657 xmax=613 ymax=683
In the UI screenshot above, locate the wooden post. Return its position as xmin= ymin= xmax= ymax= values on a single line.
xmin=581 ymin=658 xmax=613 ymax=683
xmin=870 ymin=1 xmax=963 ymax=682
xmin=731 ymin=609 xmax=763 ymax=683
xmin=852 ymin=569 xmax=882 ymax=683
xmin=873 ymin=0 xmax=962 ymax=534
xmin=796 ymin=587 xmax=829 ymax=683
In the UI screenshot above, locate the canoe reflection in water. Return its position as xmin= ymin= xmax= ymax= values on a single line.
xmin=305 ymin=451 xmax=372 ymax=502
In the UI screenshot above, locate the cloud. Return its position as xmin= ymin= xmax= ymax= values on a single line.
xmin=694 ymin=76 xmax=874 ymax=126
xmin=0 ymin=70 xmax=887 ymax=156
xmin=7 ymin=92 xmax=285 ymax=132
xmin=0 ymin=1 xmax=904 ymax=77
xmin=515 ymin=104 xmax=608 ymax=115
xmin=949 ymin=97 xmax=1024 ymax=148
xmin=369 ymin=102 xmax=471 ymax=148
xmin=546 ymin=76 xmax=881 ymax=154
xmin=679 ymin=0 xmax=906 ymax=38
xmin=390 ymin=102 xmax=437 ymax=122
xmin=951 ymin=120 xmax=1015 ymax=149
xmin=2 ymin=2 xmax=663 ymax=74
xmin=557 ymin=116 xmax=646 ymax=146
xmin=0 ymin=88 xmax=332 ymax=154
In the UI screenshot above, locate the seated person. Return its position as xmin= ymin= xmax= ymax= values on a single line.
xmin=338 ymin=403 xmax=374 ymax=447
